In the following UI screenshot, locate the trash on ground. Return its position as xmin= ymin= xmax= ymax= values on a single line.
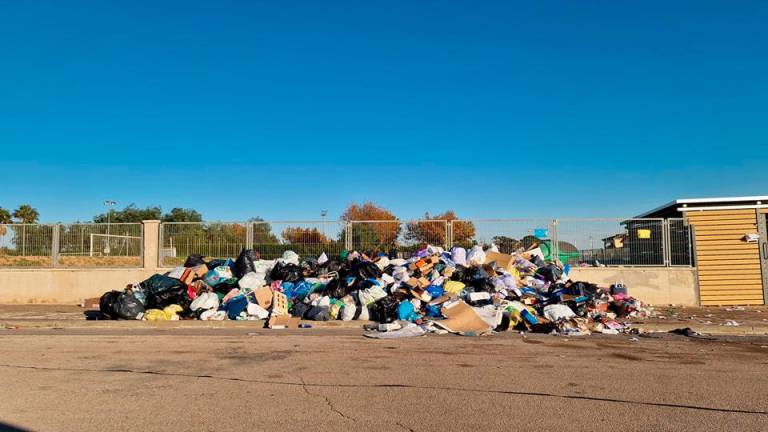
xmin=96 ymin=244 xmax=655 ymax=337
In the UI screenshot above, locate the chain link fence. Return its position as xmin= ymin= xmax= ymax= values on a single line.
xmin=0 ymin=218 xmax=694 ymax=268
xmin=58 ymin=223 xmax=143 ymax=267
xmin=0 ymin=224 xmax=55 ymax=267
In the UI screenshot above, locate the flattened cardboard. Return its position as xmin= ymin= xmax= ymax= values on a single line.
xmin=268 ymin=315 xmax=300 ymax=329
xmin=435 ymin=300 xmax=492 ymax=335
xmin=484 ymin=251 xmax=516 ymax=273
xmin=254 ymin=286 xmax=273 ymax=308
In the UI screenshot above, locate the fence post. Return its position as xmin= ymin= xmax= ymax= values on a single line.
xmin=662 ymin=220 xmax=671 ymax=267
xmin=345 ymin=222 xmax=352 ymax=250
xmin=551 ymin=219 xmax=559 ymax=262
xmin=51 ymin=224 xmax=60 ymax=268
xmin=446 ymin=221 xmax=453 ymax=249
xmin=142 ymin=220 xmax=161 ymax=270
xmin=246 ymin=222 xmax=254 ymax=249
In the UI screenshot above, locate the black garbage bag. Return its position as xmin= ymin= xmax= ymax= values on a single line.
xmin=213 ymin=279 xmax=240 ymax=295
xmin=306 ymin=306 xmax=331 ymax=321
xmin=99 ymin=290 xmax=121 ymax=319
xmin=320 ymin=259 xmax=345 ymax=274
xmin=369 ymin=296 xmax=399 ymax=323
xmin=325 ymin=278 xmax=351 ymax=299
xmin=348 ymin=259 xmax=382 ymax=279
xmin=291 ymin=302 xmax=312 ymax=319
xmin=112 ymin=292 xmax=145 ymax=319
xmin=233 ymin=248 xmax=260 ymax=279
xmin=270 ymin=262 xmax=303 ymax=283
xmin=301 ymin=258 xmax=319 ymax=276
xmin=141 ymin=274 xmax=190 ymax=310
xmin=536 ymin=264 xmax=563 ymax=284
xmin=450 ymin=265 xmax=468 ymax=282
xmin=184 ymin=254 xmax=207 ymax=267
xmin=206 ymin=258 xmax=228 ymax=270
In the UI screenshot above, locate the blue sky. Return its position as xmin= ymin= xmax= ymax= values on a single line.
xmin=1 ymin=1 xmax=766 ymax=222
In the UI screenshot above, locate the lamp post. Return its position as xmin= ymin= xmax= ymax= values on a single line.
xmin=103 ymin=200 xmax=116 ymax=254
xmin=321 ymin=209 xmax=328 ymax=238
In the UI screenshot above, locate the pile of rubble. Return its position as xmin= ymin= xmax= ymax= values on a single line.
xmin=97 ymin=244 xmax=652 ymax=336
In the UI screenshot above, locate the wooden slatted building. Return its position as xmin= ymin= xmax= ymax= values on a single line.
xmin=638 ymin=197 xmax=768 ymax=305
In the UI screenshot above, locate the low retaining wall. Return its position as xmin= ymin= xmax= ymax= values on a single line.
xmin=0 ymin=266 xmax=699 ymax=306
xmin=0 ymin=268 xmax=160 ymax=304
xmin=568 ymin=267 xmax=698 ymax=306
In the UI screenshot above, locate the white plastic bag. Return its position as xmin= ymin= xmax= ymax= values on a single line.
xmin=467 ymin=245 xmax=486 ymax=266
xmin=246 ymin=303 xmax=270 ymax=319
xmin=451 ymin=247 xmax=467 ymax=266
xmin=190 ymin=292 xmax=219 ymax=311
xmin=278 ymin=250 xmax=299 ymax=265
xmin=239 ymin=272 xmax=266 ymax=290
xmin=543 ymin=304 xmax=576 ymax=321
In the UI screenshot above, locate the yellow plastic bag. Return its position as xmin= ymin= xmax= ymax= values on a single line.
xmin=143 ymin=309 xmax=168 ymax=321
xmin=443 ymin=281 xmax=466 ymax=295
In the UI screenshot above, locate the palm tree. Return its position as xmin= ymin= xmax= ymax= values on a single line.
xmin=0 ymin=207 xmax=10 ymax=236
xmin=12 ymin=204 xmax=39 ymax=224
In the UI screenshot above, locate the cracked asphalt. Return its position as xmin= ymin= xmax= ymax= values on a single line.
xmin=0 ymin=327 xmax=767 ymax=431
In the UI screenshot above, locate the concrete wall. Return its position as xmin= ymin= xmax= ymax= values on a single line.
xmin=569 ymin=267 xmax=699 ymax=306
xmin=0 ymin=220 xmax=700 ymax=305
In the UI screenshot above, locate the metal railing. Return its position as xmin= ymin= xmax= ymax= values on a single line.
xmin=0 ymin=224 xmax=55 ymax=267
xmin=57 ymin=223 xmax=143 ymax=268
xmin=0 ymin=223 xmax=144 ymax=268
xmin=0 ymin=218 xmax=694 ymax=268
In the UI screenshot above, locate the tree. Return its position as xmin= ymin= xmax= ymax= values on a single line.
xmin=0 ymin=207 xmax=11 ymax=224
xmin=12 ymin=204 xmax=39 ymax=224
xmin=404 ymin=210 xmax=475 ymax=246
xmin=281 ymin=227 xmax=331 ymax=244
xmin=162 ymin=208 xmax=202 ymax=222
xmin=339 ymin=202 xmax=400 ymax=248
xmin=93 ymin=205 xmax=162 ymax=223
xmin=250 ymin=217 xmax=279 ymax=244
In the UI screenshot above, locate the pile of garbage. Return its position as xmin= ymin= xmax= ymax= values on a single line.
xmin=97 ymin=244 xmax=653 ymax=337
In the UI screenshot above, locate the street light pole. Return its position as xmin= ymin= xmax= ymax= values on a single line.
xmin=321 ymin=209 xmax=328 ymax=239
xmin=103 ymin=200 xmax=116 ymax=255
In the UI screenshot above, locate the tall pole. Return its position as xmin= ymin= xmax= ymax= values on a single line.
xmin=321 ymin=209 xmax=328 ymax=239
xmin=103 ymin=200 xmax=116 ymax=255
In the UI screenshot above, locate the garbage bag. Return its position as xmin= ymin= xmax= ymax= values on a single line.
xmin=536 ymin=264 xmax=563 ymax=284
xmin=291 ymin=302 xmax=311 ymax=319
xmin=324 ymin=278 xmax=351 ymax=299
xmin=184 ymin=254 xmax=207 ymax=267
xmin=306 ymin=306 xmax=331 ymax=321
xmin=239 ymin=272 xmax=266 ymax=290
xmin=270 ymin=262 xmax=303 ymax=283
xmin=190 ymin=292 xmax=219 ymax=311
xmin=451 ymin=247 xmax=467 ymax=266
xmin=112 ymin=292 xmax=145 ymax=319
xmin=233 ymin=249 xmax=261 ymax=279
xmin=141 ymin=274 xmax=190 ymax=310
xmin=223 ymin=294 xmax=248 ymax=320
xmin=467 ymin=245 xmax=486 ymax=266
xmin=278 ymin=250 xmax=300 ymax=266
xmin=206 ymin=258 xmax=228 ymax=270
xmin=213 ymin=279 xmax=239 ymax=296
xmin=543 ymin=304 xmax=576 ymax=321
xmin=246 ymin=302 xmax=269 ymax=319
xmin=349 ymin=259 xmax=382 ymax=279
xmin=370 ymin=296 xmax=399 ymax=324
xmin=99 ymin=290 xmax=121 ymax=319
xmin=340 ymin=301 xmax=357 ymax=321
xmin=204 ymin=266 xmax=233 ymax=287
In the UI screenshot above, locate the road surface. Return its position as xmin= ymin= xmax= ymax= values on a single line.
xmin=0 ymin=327 xmax=766 ymax=431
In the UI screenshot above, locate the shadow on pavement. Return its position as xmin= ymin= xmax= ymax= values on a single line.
xmin=0 ymin=421 xmax=31 ymax=432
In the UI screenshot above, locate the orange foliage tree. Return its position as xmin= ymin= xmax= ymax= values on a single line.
xmin=340 ymin=202 xmax=400 ymax=247
xmin=404 ymin=210 xmax=475 ymax=246
xmin=281 ymin=227 xmax=331 ymax=244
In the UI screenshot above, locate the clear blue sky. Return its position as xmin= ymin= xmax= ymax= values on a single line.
xmin=1 ymin=1 xmax=766 ymax=222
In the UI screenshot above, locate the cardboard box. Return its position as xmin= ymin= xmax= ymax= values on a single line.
xmin=254 ymin=286 xmax=273 ymax=308
xmin=484 ymin=251 xmax=516 ymax=273
xmin=272 ymin=291 xmax=289 ymax=316
xmin=268 ymin=315 xmax=300 ymax=329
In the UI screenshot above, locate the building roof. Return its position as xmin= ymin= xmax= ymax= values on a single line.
xmin=636 ymin=196 xmax=768 ymax=218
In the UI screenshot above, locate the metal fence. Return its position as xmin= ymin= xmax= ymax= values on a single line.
xmin=0 ymin=218 xmax=694 ymax=268
xmin=0 ymin=223 xmax=143 ymax=268
xmin=159 ymin=218 xmax=693 ymax=267
xmin=58 ymin=223 xmax=143 ymax=268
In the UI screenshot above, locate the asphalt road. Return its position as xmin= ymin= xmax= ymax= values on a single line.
xmin=0 ymin=328 xmax=766 ymax=432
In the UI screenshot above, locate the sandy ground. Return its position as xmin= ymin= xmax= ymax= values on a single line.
xmin=0 ymin=327 xmax=766 ymax=431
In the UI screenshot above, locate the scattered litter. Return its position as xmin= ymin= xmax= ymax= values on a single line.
xmin=723 ymin=320 xmax=740 ymax=327
xmin=669 ymin=327 xmax=699 ymax=337
xmin=725 ymin=306 xmax=745 ymax=312
xmin=95 ymin=244 xmax=654 ymax=337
